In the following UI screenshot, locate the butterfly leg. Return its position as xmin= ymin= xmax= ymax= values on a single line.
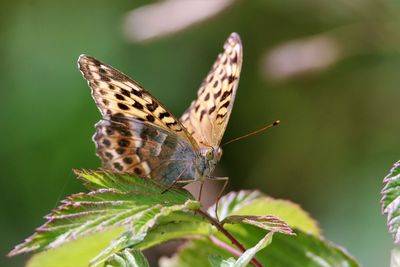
xmin=198 ymin=181 xmax=205 ymax=203
xmin=207 ymin=176 xmax=230 ymax=222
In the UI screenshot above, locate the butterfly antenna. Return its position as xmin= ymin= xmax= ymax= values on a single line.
xmin=222 ymin=120 xmax=280 ymax=147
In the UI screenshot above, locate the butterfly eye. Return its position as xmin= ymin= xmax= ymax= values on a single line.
xmin=206 ymin=149 xmax=214 ymax=160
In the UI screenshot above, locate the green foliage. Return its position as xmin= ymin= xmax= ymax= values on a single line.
xmin=210 ymin=191 xmax=320 ymax=236
xmin=222 ymin=215 xmax=293 ymax=235
xmin=25 ymin=228 xmax=125 ymax=267
xmin=381 ymin=160 xmax=400 ymax=267
xmin=209 ymin=255 xmax=236 ymax=267
xmin=9 ymin=171 xmax=360 ymax=266
xmin=103 ymin=248 xmax=149 ymax=267
xmin=9 ymin=170 xmax=208 ymax=266
xmin=391 ymin=248 xmax=400 ymax=267
xmin=162 ymin=191 xmax=359 ymax=267
xmin=208 ymin=231 xmax=274 ymax=267
xmin=381 ymin=160 xmax=400 ymax=244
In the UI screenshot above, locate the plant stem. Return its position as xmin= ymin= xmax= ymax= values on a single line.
xmin=209 ymin=235 xmax=243 ymax=258
xmin=196 ymin=209 xmax=264 ymax=267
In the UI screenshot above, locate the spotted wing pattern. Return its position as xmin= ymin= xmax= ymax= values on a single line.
xmin=78 ymin=55 xmax=196 ymax=147
xmin=180 ymin=32 xmax=243 ymax=147
xmin=94 ymin=117 xmax=196 ymax=186
xmin=78 ymin=55 xmax=199 ymax=185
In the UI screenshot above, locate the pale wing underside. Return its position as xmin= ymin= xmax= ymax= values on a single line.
xmin=180 ymin=33 xmax=243 ymax=147
xmin=94 ymin=117 xmax=197 ymax=186
xmin=78 ymin=55 xmax=198 ymax=149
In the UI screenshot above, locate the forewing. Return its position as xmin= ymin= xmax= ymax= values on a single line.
xmin=94 ymin=117 xmax=197 ymax=186
xmin=180 ymin=32 xmax=243 ymax=146
xmin=78 ymin=54 xmax=197 ymax=148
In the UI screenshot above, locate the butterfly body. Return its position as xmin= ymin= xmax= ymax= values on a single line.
xmin=79 ymin=33 xmax=242 ymax=187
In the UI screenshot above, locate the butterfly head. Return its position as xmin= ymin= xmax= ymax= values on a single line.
xmin=205 ymin=146 xmax=223 ymax=162
xmin=196 ymin=146 xmax=223 ymax=179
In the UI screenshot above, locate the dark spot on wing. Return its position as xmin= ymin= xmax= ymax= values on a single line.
xmin=228 ymin=75 xmax=236 ymax=84
xmin=117 ymin=103 xmax=129 ymax=110
xmin=146 ymin=114 xmax=155 ymax=122
xmin=106 ymin=128 xmax=114 ymax=135
xmin=91 ymin=58 xmax=101 ymax=66
xmin=115 ymin=94 xmax=125 ymax=100
xmin=220 ymin=91 xmax=231 ymax=101
xmin=113 ymin=162 xmax=123 ymax=171
xmin=221 ymin=101 xmax=230 ymax=108
xmin=132 ymin=101 xmax=144 ymax=110
xmin=118 ymin=139 xmax=130 ymax=147
xmin=214 ymin=90 xmax=222 ymax=98
xmin=116 ymin=148 xmax=125 ymax=155
xmin=112 ymin=124 xmax=132 ymax=137
xmin=159 ymin=112 xmax=170 ymax=119
xmin=134 ymin=167 xmax=142 ymax=175
xmin=209 ymin=106 xmax=216 ymax=114
xmin=121 ymin=88 xmax=130 ymax=97
xmin=123 ymin=157 xmax=133 ymax=164
xmin=131 ymin=89 xmax=142 ymax=97
xmin=166 ymin=121 xmax=177 ymax=127
xmin=199 ymin=110 xmax=206 ymax=121
xmin=102 ymin=139 xmax=111 ymax=147
xmin=99 ymin=74 xmax=111 ymax=82
xmin=110 ymin=113 xmax=126 ymax=122
xmin=146 ymin=102 xmax=158 ymax=112
xmin=232 ymin=53 xmax=238 ymax=63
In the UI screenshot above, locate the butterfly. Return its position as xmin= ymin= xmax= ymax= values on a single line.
xmin=78 ymin=32 xmax=242 ymax=188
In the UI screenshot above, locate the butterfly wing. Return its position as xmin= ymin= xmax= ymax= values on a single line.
xmin=78 ymin=55 xmax=199 ymax=185
xmin=180 ymin=33 xmax=243 ymax=147
xmin=78 ymin=54 xmax=198 ymax=149
xmin=94 ymin=117 xmax=197 ymax=186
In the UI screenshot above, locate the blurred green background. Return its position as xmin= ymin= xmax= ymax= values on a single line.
xmin=1 ymin=0 xmax=398 ymax=266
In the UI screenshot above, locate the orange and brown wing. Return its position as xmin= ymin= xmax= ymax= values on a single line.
xmin=180 ymin=33 xmax=243 ymax=147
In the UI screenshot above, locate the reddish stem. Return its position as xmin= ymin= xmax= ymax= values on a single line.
xmin=196 ymin=209 xmax=264 ymax=267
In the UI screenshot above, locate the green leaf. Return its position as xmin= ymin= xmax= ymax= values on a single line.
xmin=162 ymin=229 xmax=359 ymax=267
xmin=229 ymin=227 xmax=359 ymax=267
xmin=222 ymin=215 xmax=294 ymax=236
xmin=211 ymin=215 xmax=293 ymax=266
xmin=9 ymin=170 xmax=203 ymax=262
xmin=159 ymin=240 xmax=230 ymax=267
xmin=103 ymin=248 xmax=149 ymax=267
xmin=209 ymin=190 xmax=264 ymax=221
xmin=209 ymin=190 xmax=320 ymax=236
xmin=26 ymin=227 xmax=125 ymax=267
xmin=235 ymin=231 xmax=274 ymax=267
xmin=381 ymin=160 xmax=400 ymax=244
xmin=391 ymin=247 xmax=400 ymax=267
xmin=164 ymin=191 xmax=359 ymax=267
xmin=91 ymin=213 xmax=212 ymax=266
xmin=208 ymin=254 xmax=235 ymax=267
